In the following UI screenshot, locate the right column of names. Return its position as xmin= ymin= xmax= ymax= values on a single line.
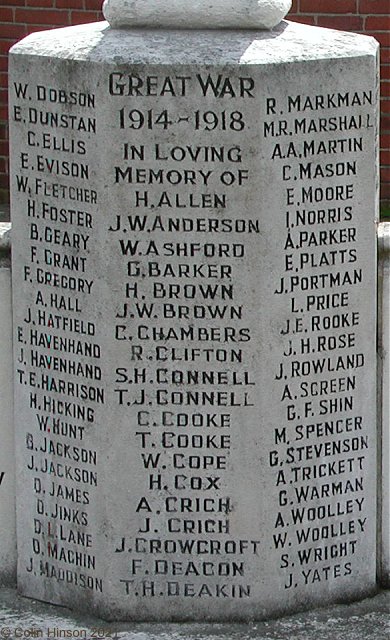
xmin=265 ymin=86 xmax=375 ymax=592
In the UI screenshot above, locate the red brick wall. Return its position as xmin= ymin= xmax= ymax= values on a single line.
xmin=0 ymin=0 xmax=389 ymax=204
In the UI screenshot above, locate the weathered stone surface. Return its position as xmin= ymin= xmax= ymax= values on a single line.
xmin=103 ymin=0 xmax=292 ymax=30
xmin=0 ymin=586 xmax=389 ymax=640
xmin=378 ymin=222 xmax=390 ymax=588
xmin=0 ymin=222 xmax=16 ymax=584
xmin=9 ymin=20 xmax=379 ymax=620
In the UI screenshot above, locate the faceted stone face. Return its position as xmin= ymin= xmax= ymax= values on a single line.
xmin=9 ymin=21 xmax=378 ymax=621
xmin=103 ymin=0 xmax=292 ymax=30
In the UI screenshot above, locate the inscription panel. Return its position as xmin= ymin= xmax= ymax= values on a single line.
xmin=10 ymin=25 xmax=378 ymax=620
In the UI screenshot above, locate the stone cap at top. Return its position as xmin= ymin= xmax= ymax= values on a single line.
xmin=102 ymin=0 xmax=292 ymax=30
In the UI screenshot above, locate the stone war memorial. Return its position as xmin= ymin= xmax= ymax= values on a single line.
xmin=8 ymin=0 xmax=380 ymax=622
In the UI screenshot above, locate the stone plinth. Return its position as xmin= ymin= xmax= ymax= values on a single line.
xmin=9 ymin=20 xmax=379 ymax=620
xmin=0 ymin=223 xmax=16 ymax=584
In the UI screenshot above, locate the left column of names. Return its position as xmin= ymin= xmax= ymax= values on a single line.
xmin=10 ymin=73 xmax=106 ymax=595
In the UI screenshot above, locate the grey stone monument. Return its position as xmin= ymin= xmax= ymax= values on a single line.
xmin=9 ymin=0 xmax=379 ymax=621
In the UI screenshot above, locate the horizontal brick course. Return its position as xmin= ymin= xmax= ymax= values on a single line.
xmin=0 ymin=139 xmax=8 ymax=157
xmin=0 ymin=155 xmax=7 ymax=171
xmin=0 ymin=0 xmax=25 ymax=6
xmin=56 ymin=0 xmax=84 ymax=9
xmin=0 ymin=9 xmax=14 ymax=21
xmin=27 ymin=0 xmax=56 ymax=7
xmin=382 ymin=117 xmax=390 ymax=136
xmin=0 ymin=40 xmax=12 ymax=55
xmin=365 ymin=16 xmax=390 ymax=30
xmin=0 ymin=105 xmax=7 ymax=123
xmin=381 ymin=167 xmax=390 ymax=181
xmin=288 ymin=15 xmax=316 ymax=25
xmin=381 ymin=150 xmax=390 ymax=164
xmin=300 ymin=0 xmax=357 ymax=13
xmin=381 ymin=65 xmax=390 ymax=79
xmin=0 ymin=23 xmax=27 ymax=38
xmin=382 ymin=81 xmax=390 ymax=97
xmin=83 ymin=0 xmax=104 ymax=9
xmin=316 ymin=15 xmax=363 ymax=30
xmin=360 ymin=0 xmax=390 ymax=14
xmin=382 ymin=134 xmax=390 ymax=147
xmin=381 ymin=48 xmax=390 ymax=64
xmin=14 ymin=8 xmax=70 ymax=24
xmin=70 ymin=10 xmax=102 ymax=23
